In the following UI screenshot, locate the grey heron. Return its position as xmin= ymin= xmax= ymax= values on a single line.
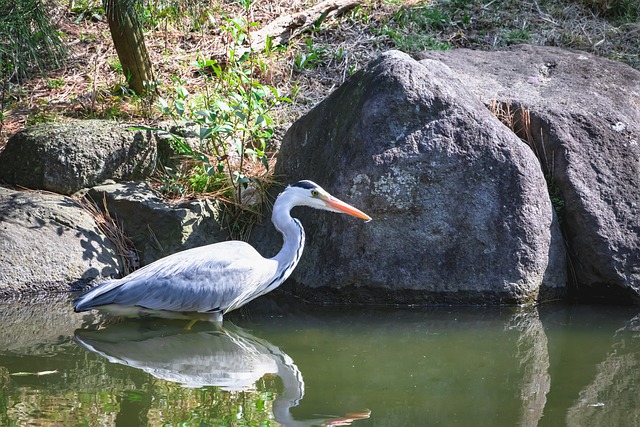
xmin=73 ymin=180 xmax=371 ymax=322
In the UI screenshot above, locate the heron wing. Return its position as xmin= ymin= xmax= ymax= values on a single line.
xmin=74 ymin=241 xmax=278 ymax=313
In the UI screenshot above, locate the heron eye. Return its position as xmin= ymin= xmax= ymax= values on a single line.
xmin=311 ymin=190 xmax=319 ymax=197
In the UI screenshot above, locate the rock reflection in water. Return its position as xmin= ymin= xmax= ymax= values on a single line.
xmin=507 ymin=309 xmax=550 ymax=427
xmin=75 ymin=321 xmax=369 ymax=426
xmin=566 ymin=312 xmax=640 ymax=426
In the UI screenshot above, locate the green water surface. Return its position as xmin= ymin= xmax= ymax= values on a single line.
xmin=0 ymin=296 xmax=638 ymax=426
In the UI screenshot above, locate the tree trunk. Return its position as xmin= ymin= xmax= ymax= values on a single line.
xmin=106 ymin=0 xmax=155 ymax=96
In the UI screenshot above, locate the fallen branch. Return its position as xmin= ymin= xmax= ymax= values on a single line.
xmin=250 ymin=0 xmax=362 ymax=51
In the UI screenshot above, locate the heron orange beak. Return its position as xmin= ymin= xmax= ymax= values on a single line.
xmin=325 ymin=196 xmax=372 ymax=222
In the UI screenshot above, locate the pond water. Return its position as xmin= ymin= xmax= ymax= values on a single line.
xmin=1 ymin=295 xmax=639 ymax=426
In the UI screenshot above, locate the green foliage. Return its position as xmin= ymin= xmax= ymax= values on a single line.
xmin=69 ymin=0 xmax=105 ymax=23
xmin=46 ymin=77 xmax=65 ymax=89
xmin=294 ymin=38 xmax=329 ymax=71
xmin=395 ymin=4 xmax=451 ymax=31
xmin=136 ymin=0 xmax=222 ymax=33
xmin=380 ymin=3 xmax=453 ymax=52
xmin=107 ymin=57 xmax=123 ymax=73
xmin=0 ymin=0 xmax=67 ymax=80
xmin=579 ymin=0 xmax=640 ymax=20
xmin=506 ymin=28 xmax=530 ymax=43
xmin=387 ymin=30 xmax=451 ymax=52
xmin=0 ymin=0 xmax=66 ymax=129
xmin=546 ymin=176 xmax=565 ymax=220
xmin=157 ymin=4 xmax=289 ymax=206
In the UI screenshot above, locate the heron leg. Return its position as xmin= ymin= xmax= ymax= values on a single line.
xmin=185 ymin=319 xmax=198 ymax=330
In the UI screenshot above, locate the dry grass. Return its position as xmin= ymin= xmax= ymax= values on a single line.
xmin=489 ymin=100 xmax=549 ymax=170
xmin=75 ymin=193 xmax=139 ymax=274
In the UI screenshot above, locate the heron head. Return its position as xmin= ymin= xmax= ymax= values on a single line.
xmin=286 ymin=180 xmax=372 ymax=221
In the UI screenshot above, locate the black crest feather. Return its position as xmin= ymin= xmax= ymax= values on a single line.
xmin=291 ymin=180 xmax=317 ymax=190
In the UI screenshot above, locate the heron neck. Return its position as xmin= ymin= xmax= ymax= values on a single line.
xmin=270 ymin=195 xmax=306 ymax=277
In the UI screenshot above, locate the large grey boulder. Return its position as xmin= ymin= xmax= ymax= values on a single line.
xmin=0 ymin=186 xmax=121 ymax=298
xmin=417 ymin=45 xmax=640 ymax=303
xmin=265 ymin=50 xmax=565 ymax=305
xmin=87 ymin=182 xmax=228 ymax=266
xmin=0 ymin=120 xmax=157 ymax=195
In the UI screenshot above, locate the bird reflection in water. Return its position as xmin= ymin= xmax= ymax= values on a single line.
xmin=74 ymin=320 xmax=370 ymax=426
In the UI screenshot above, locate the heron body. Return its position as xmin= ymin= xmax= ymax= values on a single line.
xmin=73 ymin=180 xmax=371 ymax=322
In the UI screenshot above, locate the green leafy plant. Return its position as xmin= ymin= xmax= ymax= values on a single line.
xmin=156 ymin=2 xmax=290 ymax=208
xmin=294 ymin=37 xmax=328 ymax=71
